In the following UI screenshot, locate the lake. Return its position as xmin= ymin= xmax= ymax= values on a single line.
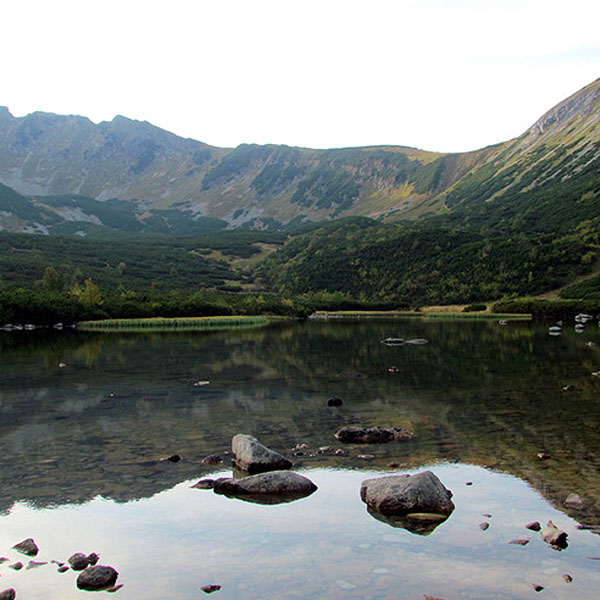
xmin=0 ymin=318 xmax=599 ymax=599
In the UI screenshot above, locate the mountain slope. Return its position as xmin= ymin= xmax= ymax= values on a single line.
xmin=0 ymin=78 xmax=598 ymax=230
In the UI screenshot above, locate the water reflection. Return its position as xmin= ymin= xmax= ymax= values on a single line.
xmin=1 ymin=319 xmax=600 ymax=524
xmin=0 ymin=466 xmax=599 ymax=599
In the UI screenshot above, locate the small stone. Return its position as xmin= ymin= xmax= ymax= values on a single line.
xmin=388 ymin=366 xmax=400 ymax=373
xmin=107 ymin=584 xmax=124 ymax=593
xmin=87 ymin=553 xmax=100 ymax=566
xmin=0 ymin=589 xmax=16 ymax=600
xmin=77 ymin=565 xmax=119 ymax=591
xmin=541 ymin=520 xmax=568 ymax=549
xmin=9 ymin=562 xmax=23 ymax=571
xmin=479 ymin=522 xmax=489 ymax=530
xmin=334 ymin=448 xmax=346 ymax=456
xmin=191 ymin=479 xmax=215 ymax=490
xmin=563 ymin=574 xmax=573 ymax=583
xmin=51 ymin=560 xmax=65 ymax=566
xmin=201 ymin=584 xmax=222 ymax=593
xmin=26 ymin=560 xmax=48 ymax=569
xmin=423 ymin=595 xmax=447 ymax=600
xmin=0 ymin=558 xmax=8 ymax=564
xmin=562 ymin=384 xmax=575 ymax=391
xmin=466 ymin=481 xmax=473 ymax=486
xmin=202 ymin=454 xmax=222 ymax=465
xmin=58 ymin=565 xmax=69 ymax=573
xmin=58 ymin=362 xmax=66 ymax=368
xmin=358 ymin=454 xmax=376 ymax=460
xmin=327 ymin=397 xmax=343 ymax=406
xmin=68 ymin=553 xmax=90 ymax=570
xmin=537 ymin=452 xmax=550 ymax=460
xmin=12 ymin=538 xmax=39 ymax=556
xmin=509 ymin=539 xmax=530 ymax=545
xmin=193 ymin=380 xmax=210 ymax=387
xmin=166 ymin=454 xmax=181 ymax=462
xmin=388 ymin=462 xmax=401 ymax=468
xmin=317 ymin=446 xmax=331 ymax=454
xmin=292 ymin=443 xmax=308 ymax=451
xmin=532 ymin=584 xmax=544 ymax=592
xmin=482 ymin=513 xmax=492 ymax=518
xmin=525 ymin=521 xmax=541 ymax=531
xmin=293 ymin=451 xmax=304 ymax=456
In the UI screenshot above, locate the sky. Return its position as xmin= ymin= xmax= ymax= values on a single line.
xmin=2 ymin=0 xmax=599 ymax=153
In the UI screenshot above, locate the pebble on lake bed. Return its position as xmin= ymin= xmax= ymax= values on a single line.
xmin=525 ymin=521 xmax=541 ymax=531
xmin=532 ymin=583 xmax=544 ymax=592
xmin=201 ymin=584 xmax=222 ymax=593
xmin=9 ymin=562 xmax=23 ymax=571
xmin=479 ymin=522 xmax=489 ymax=530
xmin=508 ymin=539 xmax=529 ymax=545
xmin=563 ymin=574 xmax=573 ymax=583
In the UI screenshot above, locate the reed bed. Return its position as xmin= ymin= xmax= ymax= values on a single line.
xmin=77 ymin=315 xmax=270 ymax=332
xmin=310 ymin=311 xmax=531 ymax=320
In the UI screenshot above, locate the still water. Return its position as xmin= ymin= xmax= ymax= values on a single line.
xmin=1 ymin=318 xmax=599 ymax=599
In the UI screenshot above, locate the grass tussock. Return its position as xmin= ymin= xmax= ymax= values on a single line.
xmin=77 ymin=315 xmax=270 ymax=332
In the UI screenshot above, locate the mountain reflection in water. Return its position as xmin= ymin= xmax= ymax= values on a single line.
xmin=0 ymin=319 xmax=600 ymax=597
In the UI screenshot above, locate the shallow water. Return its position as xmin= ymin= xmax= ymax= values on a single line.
xmin=0 ymin=319 xmax=599 ymax=598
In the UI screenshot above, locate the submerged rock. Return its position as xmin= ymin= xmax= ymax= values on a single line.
xmin=327 ymin=397 xmax=343 ymax=406
xmin=12 ymin=538 xmax=39 ymax=556
xmin=564 ymin=492 xmax=585 ymax=510
xmin=360 ymin=470 xmax=454 ymax=517
xmin=335 ymin=426 xmax=413 ymax=444
xmin=202 ymin=454 xmax=223 ymax=465
xmin=368 ymin=509 xmax=450 ymax=535
xmin=213 ymin=470 xmax=317 ymax=504
xmin=201 ymin=584 xmax=222 ymax=593
xmin=77 ymin=565 xmax=119 ymax=591
xmin=232 ymin=434 xmax=292 ymax=474
xmin=525 ymin=521 xmax=541 ymax=531
xmin=9 ymin=562 xmax=23 ymax=571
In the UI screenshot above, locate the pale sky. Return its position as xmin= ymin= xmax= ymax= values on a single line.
xmin=2 ymin=0 xmax=599 ymax=153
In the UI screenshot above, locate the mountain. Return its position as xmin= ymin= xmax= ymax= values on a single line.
xmin=1 ymin=78 xmax=599 ymax=231
xmin=1 ymin=78 xmax=596 ymax=230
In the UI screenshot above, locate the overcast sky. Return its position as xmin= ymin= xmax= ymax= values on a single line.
xmin=2 ymin=0 xmax=599 ymax=153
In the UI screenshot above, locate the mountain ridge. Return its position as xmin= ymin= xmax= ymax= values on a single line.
xmin=0 ymin=77 xmax=599 ymax=232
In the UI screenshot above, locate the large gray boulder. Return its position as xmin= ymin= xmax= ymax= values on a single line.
xmin=232 ymin=434 xmax=292 ymax=474
xmin=335 ymin=426 xmax=413 ymax=444
xmin=360 ymin=471 xmax=454 ymax=516
xmin=214 ymin=471 xmax=317 ymax=504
